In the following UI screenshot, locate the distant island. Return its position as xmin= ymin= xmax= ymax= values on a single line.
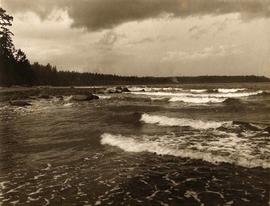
xmin=1 ymin=8 xmax=270 ymax=87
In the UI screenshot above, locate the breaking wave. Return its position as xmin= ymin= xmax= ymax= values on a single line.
xmin=217 ymin=88 xmax=246 ymax=93
xmin=140 ymin=113 xmax=230 ymax=130
xmin=169 ymin=96 xmax=225 ymax=103
xmin=100 ymin=133 xmax=270 ymax=169
xmin=132 ymin=90 xmax=263 ymax=104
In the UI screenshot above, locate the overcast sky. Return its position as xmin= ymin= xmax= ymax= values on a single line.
xmin=1 ymin=0 xmax=270 ymax=77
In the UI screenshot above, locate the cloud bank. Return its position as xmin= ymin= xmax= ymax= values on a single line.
xmin=2 ymin=0 xmax=270 ymax=31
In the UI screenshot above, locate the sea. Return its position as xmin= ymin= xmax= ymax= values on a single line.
xmin=0 ymin=83 xmax=270 ymax=206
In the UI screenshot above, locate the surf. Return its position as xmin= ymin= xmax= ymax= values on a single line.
xmin=140 ymin=113 xmax=230 ymax=130
xmin=100 ymin=133 xmax=270 ymax=169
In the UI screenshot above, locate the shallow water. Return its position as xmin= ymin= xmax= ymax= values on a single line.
xmin=0 ymin=83 xmax=270 ymax=205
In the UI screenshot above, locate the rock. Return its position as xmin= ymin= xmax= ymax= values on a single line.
xmin=115 ymin=86 xmax=122 ymax=91
xmin=139 ymin=89 xmax=145 ymax=92
xmin=38 ymin=94 xmax=50 ymax=99
xmin=91 ymin=94 xmax=99 ymax=100
xmin=207 ymin=89 xmax=218 ymax=93
xmin=122 ymin=87 xmax=130 ymax=92
xmin=264 ymin=127 xmax=270 ymax=134
xmin=114 ymin=86 xmax=130 ymax=93
xmin=9 ymin=100 xmax=32 ymax=107
xmin=71 ymin=94 xmax=99 ymax=101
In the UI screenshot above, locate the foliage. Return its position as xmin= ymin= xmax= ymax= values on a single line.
xmin=0 ymin=7 xmax=34 ymax=86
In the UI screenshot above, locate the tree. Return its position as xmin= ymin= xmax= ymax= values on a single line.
xmin=0 ymin=8 xmax=14 ymax=59
xmin=0 ymin=7 xmax=34 ymax=86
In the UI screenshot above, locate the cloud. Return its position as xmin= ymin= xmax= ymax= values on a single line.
xmin=162 ymin=45 xmax=242 ymax=62
xmin=2 ymin=0 xmax=270 ymax=31
xmin=98 ymin=31 xmax=119 ymax=46
xmin=129 ymin=37 xmax=155 ymax=45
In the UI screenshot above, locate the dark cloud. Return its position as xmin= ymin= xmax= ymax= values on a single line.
xmin=2 ymin=0 xmax=270 ymax=31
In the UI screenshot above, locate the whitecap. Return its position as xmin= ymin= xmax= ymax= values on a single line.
xmin=217 ymin=88 xmax=246 ymax=93
xmin=100 ymin=133 xmax=270 ymax=169
xmin=169 ymin=96 xmax=225 ymax=103
xmin=98 ymin=95 xmax=111 ymax=100
xmin=190 ymin=89 xmax=207 ymax=93
xmin=140 ymin=113 xmax=230 ymax=130
xmin=132 ymin=90 xmax=262 ymax=104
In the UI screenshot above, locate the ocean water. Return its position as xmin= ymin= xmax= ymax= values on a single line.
xmin=0 ymin=83 xmax=270 ymax=205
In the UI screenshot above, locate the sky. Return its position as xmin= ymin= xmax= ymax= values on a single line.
xmin=1 ymin=0 xmax=270 ymax=77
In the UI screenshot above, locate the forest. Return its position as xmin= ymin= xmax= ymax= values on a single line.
xmin=1 ymin=8 xmax=269 ymax=86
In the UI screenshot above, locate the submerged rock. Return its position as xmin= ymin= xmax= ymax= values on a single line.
xmin=9 ymin=100 xmax=32 ymax=107
xmin=71 ymin=94 xmax=99 ymax=101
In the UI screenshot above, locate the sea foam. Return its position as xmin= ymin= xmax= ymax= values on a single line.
xmin=100 ymin=133 xmax=270 ymax=169
xmin=140 ymin=113 xmax=229 ymax=130
xmin=132 ymin=90 xmax=262 ymax=104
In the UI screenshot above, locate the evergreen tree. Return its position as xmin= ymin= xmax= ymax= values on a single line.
xmin=0 ymin=7 xmax=33 ymax=86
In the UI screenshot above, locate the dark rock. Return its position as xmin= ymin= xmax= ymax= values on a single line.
xmin=207 ymin=89 xmax=218 ymax=93
xmin=91 ymin=94 xmax=99 ymax=100
xmin=140 ymin=89 xmax=145 ymax=92
xmin=9 ymin=100 xmax=32 ymax=107
xmin=122 ymin=87 xmax=130 ymax=92
xmin=71 ymin=94 xmax=99 ymax=101
xmin=264 ymin=127 xmax=270 ymax=134
xmin=115 ymin=86 xmax=122 ymax=91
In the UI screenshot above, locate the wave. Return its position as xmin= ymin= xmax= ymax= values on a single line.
xmin=217 ymin=88 xmax=246 ymax=93
xmin=100 ymin=133 xmax=270 ymax=169
xmin=98 ymin=95 xmax=111 ymax=100
xmin=169 ymin=96 xmax=225 ymax=103
xmin=140 ymin=113 xmax=229 ymax=130
xmin=132 ymin=90 xmax=262 ymax=104
xmin=190 ymin=89 xmax=207 ymax=93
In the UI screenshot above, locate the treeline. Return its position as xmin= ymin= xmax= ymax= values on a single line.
xmin=30 ymin=63 xmax=270 ymax=86
xmin=1 ymin=8 xmax=270 ymax=87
